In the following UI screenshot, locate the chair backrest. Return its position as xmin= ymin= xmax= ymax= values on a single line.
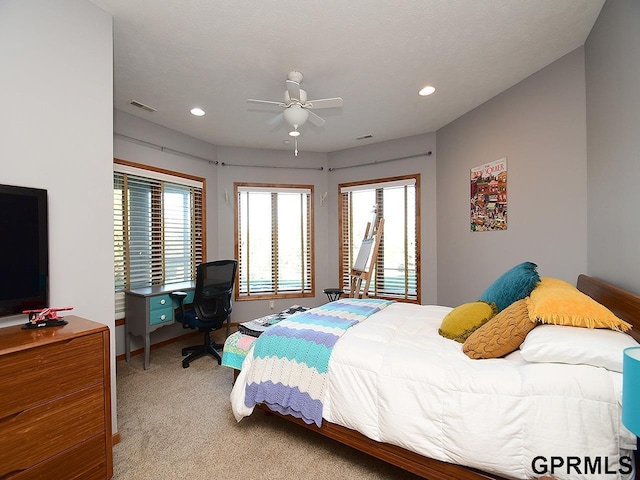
xmin=193 ymin=259 xmax=238 ymax=327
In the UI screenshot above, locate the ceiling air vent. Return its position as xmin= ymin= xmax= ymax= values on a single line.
xmin=356 ymin=134 xmax=373 ymax=140
xmin=129 ymin=100 xmax=157 ymax=113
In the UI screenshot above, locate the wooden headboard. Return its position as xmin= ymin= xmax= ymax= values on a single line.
xmin=577 ymin=274 xmax=640 ymax=343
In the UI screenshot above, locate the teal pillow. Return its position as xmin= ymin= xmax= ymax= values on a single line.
xmin=478 ymin=261 xmax=540 ymax=312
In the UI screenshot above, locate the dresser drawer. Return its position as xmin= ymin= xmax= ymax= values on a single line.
xmin=8 ymin=434 xmax=108 ymax=480
xmin=149 ymin=305 xmax=174 ymax=325
xmin=0 ymin=384 xmax=106 ymax=478
xmin=0 ymin=333 xmax=104 ymax=419
xmin=149 ymin=294 xmax=172 ymax=311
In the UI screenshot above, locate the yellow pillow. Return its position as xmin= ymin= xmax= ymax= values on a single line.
xmin=439 ymin=301 xmax=497 ymax=343
xmin=463 ymin=299 xmax=538 ymax=359
xmin=526 ymin=277 xmax=631 ymax=331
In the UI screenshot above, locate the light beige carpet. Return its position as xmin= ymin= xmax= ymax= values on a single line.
xmin=113 ymin=335 xmax=422 ymax=480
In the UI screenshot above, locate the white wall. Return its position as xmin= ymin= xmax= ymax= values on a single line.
xmin=436 ymin=48 xmax=588 ymax=307
xmin=585 ymin=0 xmax=640 ymax=294
xmin=0 ymin=0 xmax=115 ymax=429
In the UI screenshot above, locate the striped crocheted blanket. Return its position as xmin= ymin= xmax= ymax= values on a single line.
xmin=243 ymin=298 xmax=394 ymax=427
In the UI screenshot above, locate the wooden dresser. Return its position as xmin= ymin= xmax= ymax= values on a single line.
xmin=0 ymin=316 xmax=113 ymax=479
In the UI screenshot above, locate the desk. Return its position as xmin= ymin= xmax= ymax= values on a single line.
xmin=125 ymin=280 xmax=195 ymax=370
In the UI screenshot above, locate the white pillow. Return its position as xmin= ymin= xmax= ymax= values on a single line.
xmin=519 ymin=324 xmax=639 ymax=372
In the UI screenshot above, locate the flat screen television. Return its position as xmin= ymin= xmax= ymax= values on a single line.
xmin=0 ymin=184 xmax=48 ymax=317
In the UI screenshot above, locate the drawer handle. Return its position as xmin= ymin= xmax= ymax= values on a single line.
xmin=160 ymin=314 xmax=166 ymax=320
xmin=160 ymin=299 xmax=166 ymax=305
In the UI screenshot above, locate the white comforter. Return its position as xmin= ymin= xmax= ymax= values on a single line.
xmin=231 ymin=303 xmax=636 ymax=480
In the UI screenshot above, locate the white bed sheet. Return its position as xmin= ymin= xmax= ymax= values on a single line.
xmin=231 ymin=303 xmax=636 ymax=480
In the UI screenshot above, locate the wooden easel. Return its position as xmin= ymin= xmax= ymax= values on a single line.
xmin=349 ymin=217 xmax=384 ymax=298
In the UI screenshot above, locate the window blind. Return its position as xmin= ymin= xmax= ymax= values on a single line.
xmin=339 ymin=175 xmax=420 ymax=302
xmin=236 ymin=183 xmax=314 ymax=299
xmin=114 ymin=162 xmax=204 ymax=318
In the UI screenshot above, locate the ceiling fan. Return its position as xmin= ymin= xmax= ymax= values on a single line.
xmin=247 ymin=71 xmax=343 ymax=136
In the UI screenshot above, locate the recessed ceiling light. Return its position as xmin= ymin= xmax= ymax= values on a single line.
xmin=418 ymin=85 xmax=436 ymax=96
xmin=190 ymin=107 xmax=205 ymax=116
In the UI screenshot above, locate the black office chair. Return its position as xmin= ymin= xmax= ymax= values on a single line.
xmin=171 ymin=259 xmax=237 ymax=368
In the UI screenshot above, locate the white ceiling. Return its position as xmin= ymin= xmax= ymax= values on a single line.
xmin=90 ymin=0 xmax=605 ymax=154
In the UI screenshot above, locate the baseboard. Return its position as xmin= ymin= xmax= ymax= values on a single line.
xmin=115 ymin=330 xmax=199 ymax=362
xmin=115 ymin=324 xmax=241 ymax=362
xmin=112 ymin=432 xmax=121 ymax=445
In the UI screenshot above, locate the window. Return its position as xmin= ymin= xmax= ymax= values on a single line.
xmin=339 ymin=175 xmax=420 ymax=302
xmin=114 ymin=160 xmax=205 ymax=317
xmin=235 ymin=183 xmax=314 ymax=300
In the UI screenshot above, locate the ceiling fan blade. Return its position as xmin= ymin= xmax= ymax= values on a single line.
xmin=307 ymin=110 xmax=326 ymax=127
xmin=305 ymin=97 xmax=344 ymax=109
xmin=267 ymin=112 xmax=284 ymax=126
xmin=286 ymin=80 xmax=301 ymax=102
xmin=247 ymin=99 xmax=286 ymax=108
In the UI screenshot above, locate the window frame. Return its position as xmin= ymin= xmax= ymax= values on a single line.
xmin=113 ymin=158 xmax=206 ymax=317
xmin=234 ymin=182 xmax=315 ymax=301
xmin=338 ymin=174 xmax=420 ymax=303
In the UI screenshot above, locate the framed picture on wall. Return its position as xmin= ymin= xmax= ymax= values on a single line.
xmin=470 ymin=158 xmax=507 ymax=232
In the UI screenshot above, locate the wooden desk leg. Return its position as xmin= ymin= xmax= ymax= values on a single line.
xmin=144 ymin=334 xmax=151 ymax=370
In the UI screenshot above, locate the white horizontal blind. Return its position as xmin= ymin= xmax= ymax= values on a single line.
xmin=113 ymin=165 xmax=203 ymax=318
xmin=339 ymin=175 xmax=419 ymax=302
xmin=236 ymin=184 xmax=313 ymax=298
xmin=114 ymin=173 xmax=126 ymax=317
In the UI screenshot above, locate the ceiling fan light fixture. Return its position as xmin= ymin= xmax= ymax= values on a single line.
xmin=419 ymin=85 xmax=436 ymax=96
xmin=283 ymin=104 xmax=309 ymax=128
xmin=289 ymin=129 xmax=301 ymax=137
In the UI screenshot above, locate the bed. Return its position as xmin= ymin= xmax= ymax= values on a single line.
xmin=229 ymin=274 xmax=640 ymax=480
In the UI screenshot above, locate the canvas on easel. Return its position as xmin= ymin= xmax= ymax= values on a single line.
xmin=349 ymin=217 xmax=384 ymax=298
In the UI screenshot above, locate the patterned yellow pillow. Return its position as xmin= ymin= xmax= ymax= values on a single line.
xmin=526 ymin=277 xmax=631 ymax=331
xmin=438 ymin=301 xmax=497 ymax=343
xmin=463 ymin=299 xmax=538 ymax=359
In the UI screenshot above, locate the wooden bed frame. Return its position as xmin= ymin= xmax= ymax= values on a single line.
xmin=252 ymin=275 xmax=640 ymax=480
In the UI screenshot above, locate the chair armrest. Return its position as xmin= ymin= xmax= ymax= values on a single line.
xmin=170 ymin=291 xmax=188 ymax=302
xmin=170 ymin=291 xmax=189 ymax=327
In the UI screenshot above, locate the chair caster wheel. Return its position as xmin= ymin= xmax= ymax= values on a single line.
xmin=182 ymin=362 xmax=189 ymax=368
